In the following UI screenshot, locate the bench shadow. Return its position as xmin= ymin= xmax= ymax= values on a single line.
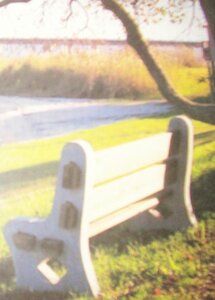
xmin=191 ymin=168 xmax=215 ymax=217
xmin=0 ymin=291 xmax=70 ymax=300
xmin=138 ymin=109 xmax=176 ymax=120
xmin=0 ymin=257 xmax=14 ymax=285
xmin=194 ymin=130 xmax=215 ymax=146
xmin=0 ymin=161 xmax=58 ymax=191
xmin=91 ymin=225 xmax=173 ymax=254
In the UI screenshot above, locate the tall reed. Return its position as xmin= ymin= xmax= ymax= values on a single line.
xmin=0 ymin=45 xmax=209 ymax=99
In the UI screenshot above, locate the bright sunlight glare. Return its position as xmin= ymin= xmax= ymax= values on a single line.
xmin=0 ymin=0 xmax=208 ymax=41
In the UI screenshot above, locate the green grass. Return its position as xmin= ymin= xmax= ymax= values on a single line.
xmin=168 ymin=67 xmax=209 ymax=99
xmin=0 ymin=114 xmax=214 ymax=299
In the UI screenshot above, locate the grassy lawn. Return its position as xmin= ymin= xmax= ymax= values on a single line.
xmin=0 ymin=113 xmax=214 ymax=299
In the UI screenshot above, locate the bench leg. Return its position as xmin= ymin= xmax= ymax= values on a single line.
xmin=127 ymin=116 xmax=197 ymax=231
xmin=4 ymin=217 xmax=100 ymax=296
xmin=4 ymin=141 xmax=100 ymax=297
xmin=4 ymin=218 xmax=59 ymax=291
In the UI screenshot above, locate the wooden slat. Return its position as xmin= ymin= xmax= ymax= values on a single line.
xmin=89 ymin=197 xmax=159 ymax=237
xmin=90 ymin=164 xmax=166 ymax=222
xmin=94 ymin=133 xmax=172 ymax=184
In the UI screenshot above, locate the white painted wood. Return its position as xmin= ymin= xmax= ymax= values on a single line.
xmin=94 ymin=133 xmax=172 ymax=184
xmin=90 ymin=164 xmax=166 ymax=222
xmin=37 ymin=260 xmax=60 ymax=285
xmin=89 ymin=197 xmax=159 ymax=237
xmin=168 ymin=116 xmax=197 ymax=228
xmin=4 ymin=141 xmax=100 ymax=297
xmin=129 ymin=115 xmax=197 ymax=231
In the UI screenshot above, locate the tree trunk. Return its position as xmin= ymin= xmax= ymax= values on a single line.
xmin=199 ymin=0 xmax=215 ymax=42
xmin=0 ymin=0 xmax=31 ymax=8
xmin=200 ymin=0 xmax=215 ymax=103
xmin=101 ymin=0 xmax=215 ymax=124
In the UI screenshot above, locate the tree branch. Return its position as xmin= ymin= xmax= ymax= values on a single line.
xmin=0 ymin=0 xmax=31 ymax=9
xmin=199 ymin=0 xmax=215 ymax=42
xmin=101 ymin=0 xmax=215 ymax=124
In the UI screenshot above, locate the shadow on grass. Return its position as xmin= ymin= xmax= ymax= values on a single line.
xmin=138 ymin=109 xmax=176 ymax=120
xmin=0 ymin=290 xmax=70 ymax=300
xmin=91 ymin=224 xmax=173 ymax=255
xmin=192 ymin=168 xmax=215 ymax=217
xmin=0 ymin=161 xmax=58 ymax=191
xmin=0 ymin=257 xmax=14 ymax=285
xmin=192 ymin=95 xmax=213 ymax=104
xmin=194 ymin=130 xmax=215 ymax=146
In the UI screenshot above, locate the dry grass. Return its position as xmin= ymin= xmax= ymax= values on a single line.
xmin=0 ymin=45 xmax=209 ymax=99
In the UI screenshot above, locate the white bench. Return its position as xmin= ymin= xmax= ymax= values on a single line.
xmin=4 ymin=116 xmax=197 ymax=297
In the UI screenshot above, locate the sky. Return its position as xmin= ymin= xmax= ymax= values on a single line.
xmin=0 ymin=0 xmax=208 ymax=42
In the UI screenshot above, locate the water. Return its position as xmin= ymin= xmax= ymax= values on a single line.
xmin=0 ymin=96 xmax=171 ymax=144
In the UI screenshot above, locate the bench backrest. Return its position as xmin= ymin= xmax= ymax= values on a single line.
xmin=48 ymin=115 xmax=196 ymax=238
